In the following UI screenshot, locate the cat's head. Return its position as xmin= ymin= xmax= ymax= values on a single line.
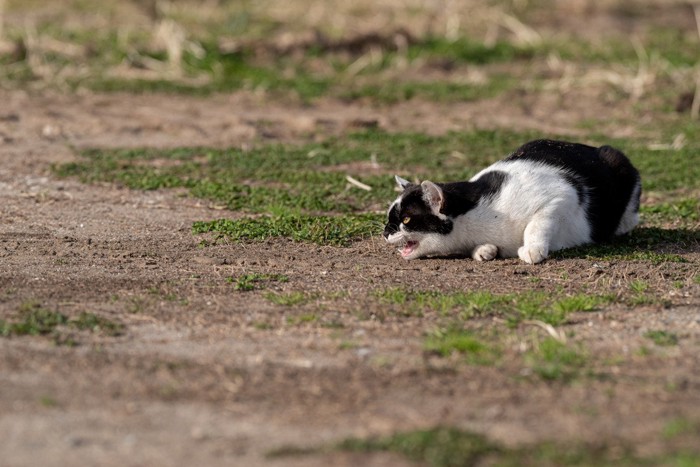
xmin=383 ymin=175 xmax=454 ymax=260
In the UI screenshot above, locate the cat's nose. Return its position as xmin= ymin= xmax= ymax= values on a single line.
xmin=383 ymin=225 xmax=396 ymax=239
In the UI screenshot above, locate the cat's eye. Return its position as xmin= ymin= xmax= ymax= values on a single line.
xmin=402 ymin=216 xmax=411 ymax=224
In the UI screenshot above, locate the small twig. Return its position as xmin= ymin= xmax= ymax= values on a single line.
xmin=691 ymin=77 xmax=700 ymax=120
xmin=522 ymin=320 xmax=567 ymax=343
xmin=500 ymin=13 xmax=541 ymax=46
xmin=647 ymin=133 xmax=686 ymax=151
xmin=346 ymin=175 xmax=372 ymax=191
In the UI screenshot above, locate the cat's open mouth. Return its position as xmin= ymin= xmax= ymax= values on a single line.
xmin=400 ymin=240 xmax=419 ymax=258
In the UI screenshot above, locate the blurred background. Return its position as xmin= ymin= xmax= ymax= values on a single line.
xmin=0 ymin=0 xmax=697 ymax=123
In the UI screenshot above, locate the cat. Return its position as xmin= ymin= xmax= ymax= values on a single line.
xmin=383 ymin=139 xmax=641 ymax=264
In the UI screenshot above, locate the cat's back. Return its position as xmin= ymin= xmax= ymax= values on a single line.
xmin=503 ymin=139 xmax=637 ymax=182
xmin=491 ymin=139 xmax=641 ymax=242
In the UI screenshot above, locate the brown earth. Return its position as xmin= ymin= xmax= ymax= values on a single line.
xmin=1 ymin=86 xmax=699 ymax=466
xmin=1 ymin=1 xmax=700 ymax=461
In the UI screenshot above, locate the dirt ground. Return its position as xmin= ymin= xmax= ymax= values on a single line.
xmin=0 ymin=85 xmax=699 ymax=466
xmin=1 ymin=1 xmax=700 ymax=462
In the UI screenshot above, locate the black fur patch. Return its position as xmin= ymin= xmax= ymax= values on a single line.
xmin=440 ymin=171 xmax=508 ymax=217
xmin=383 ymin=186 xmax=453 ymax=238
xmin=505 ymin=139 xmax=641 ymax=242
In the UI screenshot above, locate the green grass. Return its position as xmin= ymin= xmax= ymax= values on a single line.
xmin=53 ymin=130 xmax=542 ymax=211
xmin=641 ymin=198 xmax=699 ymax=227
xmin=273 ymin=425 xmax=696 ymax=466
xmin=407 ymin=37 xmax=536 ymax=65
xmin=286 ymin=312 xmax=319 ymax=325
xmin=376 ymin=288 xmax=510 ymax=317
xmin=425 ymin=328 xmax=501 ymax=365
xmin=376 ymin=287 xmax=614 ymax=327
xmin=336 ymin=427 xmax=499 ymax=467
xmin=39 ymin=395 xmax=59 ymax=408
xmin=70 ymin=312 xmax=125 ymax=337
xmin=0 ymin=302 xmax=123 ymax=341
xmin=526 ymin=338 xmax=588 ymax=383
xmin=663 ymin=418 xmax=700 ymax=439
xmin=53 ymin=128 xmax=699 ymax=252
xmin=509 ymin=292 xmax=572 ymax=327
xmin=644 ymin=330 xmax=679 ymax=347
xmin=552 ymin=227 xmax=697 ymax=263
xmin=552 ymin=294 xmax=612 ymax=313
xmin=629 ymin=146 xmax=700 ymax=193
xmin=630 ymin=280 xmax=649 ymax=294
xmin=229 ymin=273 xmax=289 ymax=291
xmin=374 ymin=287 xmax=411 ymax=305
xmin=0 ymin=302 xmax=68 ymax=336
xmin=193 ymin=213 xmax=383 ymax=246
xmin=264 ymin=291 xmax=314 ymax=306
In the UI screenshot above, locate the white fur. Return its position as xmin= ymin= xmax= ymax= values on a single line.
xmin=388 ymin=160 xmax=596 ymax=264
xmin=615 ymin=178 xmax=641 ymax=235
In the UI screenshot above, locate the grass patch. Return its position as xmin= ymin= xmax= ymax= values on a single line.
xmin=526 ymin=338 xmax=588 ymax=383
xmin=408 ymin=37 xmax=535 ymax=65
xmin=374 ymin=287 xmax=411 ymax=305
xmin=425 ymin=328 xmax=501 ymax=365
xmin=53 ymin=130 xmax=542 ymax=210
xmin=376 ymin=288 xmax=511 ymax=318
xmin=376 ymin=287 xmax=613 ymax=327
xmin=644 ymin=330 xmax=679 ymax=347
xmin=627 ymin=280 xmax=661 ymax=307
xmin=229 ymin=273 xmax=289 ymax=291
xmin=286 ymin=312 xmax=319 ymax=325
xmin=273 ymin=426 xmax=673 ymax=466
xmin=552 ymin=294 xmax=611 ymax=313
xmin=193 ymin=213 xmax=382 ymax=246
xmin=631 ymin=146 xmax=700 ymax=193
xmin=0 ymin=302 xmax=68 ymax=336
xmin=509 ymin=292 xmax=571 ymax=327
xmin=641 ymin=198 xmax=699 ymax=225
xmin=70 ymin=312 xmax=124 ymax=337
xmin=0 ymin=303 xmax=124 ymax=341
xmin=552 ymin=227 xmax=697 ymax=263
xmin=336 ymin=427 xmax=500 ymax=467
xmin=663 ymin=418 xmax=700 ymax=439
xmin=264 ymin=291 xmax=314 ymax=306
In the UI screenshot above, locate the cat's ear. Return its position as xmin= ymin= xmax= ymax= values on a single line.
xmin=394 ymin=175 xmax=413 ymax=191
xmin=421 ymin=180 xmax=444 ymax=214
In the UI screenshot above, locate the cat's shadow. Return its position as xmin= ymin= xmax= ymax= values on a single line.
xmin=553 ymin=227 xmax=700 ymax=259
xmin=411 ymin=227 xmax=699 ymax=262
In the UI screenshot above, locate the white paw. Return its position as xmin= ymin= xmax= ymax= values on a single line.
xmin=518 ymin=245 xmax=548 ymax=264
xmin=472 ymin=244 xmax=498 ymax=261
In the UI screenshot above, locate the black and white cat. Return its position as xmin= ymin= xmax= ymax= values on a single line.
xmin=383 ymin=139 xmax=641 ymax=264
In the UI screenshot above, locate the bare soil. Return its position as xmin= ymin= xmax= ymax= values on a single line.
xmin=1 ymin=85 xmax=699 ymax=465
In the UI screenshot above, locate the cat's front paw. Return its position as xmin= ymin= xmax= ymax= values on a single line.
xmin=472 ymin=244 xmax=498 ymax=261
xmin=518 ymin=245 xmax=548 ymax=264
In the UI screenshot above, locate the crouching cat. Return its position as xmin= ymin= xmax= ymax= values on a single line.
xmin=383 ymin=139 xmax=641 ymax=264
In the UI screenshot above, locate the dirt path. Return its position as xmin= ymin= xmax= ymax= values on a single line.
xmin=1 ymin=90 xmax=699 ymax=466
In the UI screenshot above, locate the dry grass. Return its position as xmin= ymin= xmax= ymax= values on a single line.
xmin=0 ymin=0 xmax=698 ymax=114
